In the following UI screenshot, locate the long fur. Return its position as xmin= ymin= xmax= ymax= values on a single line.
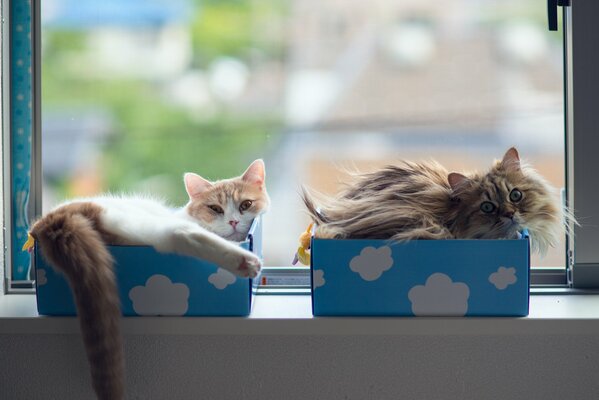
xmin=31 ymin=203 xmax=124 ymax=400
xmin=300 ymin=186 xmax=329 ymax=225
xmin=302 ymin=160 xmax=456 ymax=241
xmin=302 ymin=148 xmax=573 ymax=255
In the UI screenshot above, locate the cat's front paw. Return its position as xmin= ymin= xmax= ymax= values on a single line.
xmin=236 ymin=254 xmax=262 ymax=278
xmin=223 ymin=250 xmax=262 ymax=278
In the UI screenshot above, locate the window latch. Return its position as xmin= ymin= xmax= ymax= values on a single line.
xmin=548 ymin=0 xmax=571 ymax=31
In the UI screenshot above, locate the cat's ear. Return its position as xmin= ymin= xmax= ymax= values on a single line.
xmin=184 ymin=173 xmax=213 ymax=199
xmin=242 ymin=159 xmax=265 ymax=187
xmin=500 ymin=147 xmax=521 ymax=173
xmin=448 ymin=173 xmax=470 ymax=190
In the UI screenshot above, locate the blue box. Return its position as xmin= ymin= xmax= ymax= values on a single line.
xmin=311 ymin=233 xmax=530 ymax=317
xmin=34 ymin=217 xmax=263 ymax=316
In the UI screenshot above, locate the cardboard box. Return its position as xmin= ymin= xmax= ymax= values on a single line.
xmin=311 ymin=232 xmax=530 ymax=317
xmin=35 ymin=217 xmax=262 ymax=316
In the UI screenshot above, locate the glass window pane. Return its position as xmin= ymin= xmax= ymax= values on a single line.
xmin=42 ymin=0 xmax=564 ymax=268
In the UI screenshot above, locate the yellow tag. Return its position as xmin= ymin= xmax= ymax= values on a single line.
xmin=22 ymin=233 xmax=35 ymax=252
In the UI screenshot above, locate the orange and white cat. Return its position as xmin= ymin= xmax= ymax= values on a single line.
xmin=30 ymin=159 xmax=270 ymax=400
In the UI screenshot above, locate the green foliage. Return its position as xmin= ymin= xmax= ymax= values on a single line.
xmin=101 ymin=114 xmax=279 ymax=205
xmin=43 ymin=55 xmax=281 ymax=202
xmin=42 ymin=0 xmax=285 ymax=204
xmin=191 ymin=3 xmax=251 ymax=64
xmin=42 ymin=30 xmax=86 ymax=59
xmin=190 ymin=0 xmax=285 ymax=66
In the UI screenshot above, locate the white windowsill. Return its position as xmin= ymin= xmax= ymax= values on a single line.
xmin=1 ymin=293 xmax=599 ymax=335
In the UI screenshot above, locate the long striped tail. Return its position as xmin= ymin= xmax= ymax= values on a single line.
xmin=31 ymin=207 xmax=124 ymax=400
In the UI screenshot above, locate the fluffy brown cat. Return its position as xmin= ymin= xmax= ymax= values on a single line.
xmin=30 ymin=160 xmax=269 ymax=400
xmin=302 ymin=148 xmax=571 ymax=254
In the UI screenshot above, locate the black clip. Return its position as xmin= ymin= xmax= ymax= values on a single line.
xmin=548 ymin=0 xmax=571 ymax=31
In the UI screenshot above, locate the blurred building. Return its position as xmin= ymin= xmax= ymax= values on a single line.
xmin=285 ymin=0 xmax=561 ymax=136
xmin=266 ymin=0 xmax=565 ymax=267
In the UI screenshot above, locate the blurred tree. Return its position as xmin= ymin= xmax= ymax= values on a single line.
xmin=190 ymin=0 xmax=286 ymax=66
xmin=42 ymin=0 xmax=285 ymax=204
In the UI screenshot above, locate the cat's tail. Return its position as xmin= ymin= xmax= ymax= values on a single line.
xmin=300 ymin=186 xmax=329 ymax=224
xmin=30 ymin=205 xmax=124 ymax=400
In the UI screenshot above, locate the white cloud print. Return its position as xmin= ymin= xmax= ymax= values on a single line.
xmin=129 ymin=274 xmax=190 ymax=316
xmin=408 ymin=273 xmax=470 ymax=316
xmin=349 ymin=246 xmax=394 ymax=281
xmin=208 ymin=268 xmax=237 ymax=290
xmin=489 ymin=267 xmax=517 ymax=290
xmin=313 ymin=269 xmax=325 ymax=289
xmin=36 ymin=269 xmax=47 ymax=286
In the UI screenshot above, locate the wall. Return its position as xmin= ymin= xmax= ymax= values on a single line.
xmin=1 ymin=333 xmax=599 ymax=399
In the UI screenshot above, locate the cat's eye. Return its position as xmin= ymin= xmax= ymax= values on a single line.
xmin=239 ymin=200 xmax=253 ymax=212
xmin=509 ymin=188 xmax=523 ymax=202
xmin=480 ymin=201 xmax=496 ymax=214
xmin=208 ymin=205 xmax=224 ymax=214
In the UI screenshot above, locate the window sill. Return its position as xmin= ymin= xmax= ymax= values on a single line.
xmin=1 ymin=293 xmax=599 ymax=335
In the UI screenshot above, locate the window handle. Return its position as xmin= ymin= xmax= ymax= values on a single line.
xmin=548 ymin=0 xmax=571 ymax=31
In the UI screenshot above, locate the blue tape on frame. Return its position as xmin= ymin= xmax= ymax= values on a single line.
xmin=11 ymin=0 xmax=33 ymax=280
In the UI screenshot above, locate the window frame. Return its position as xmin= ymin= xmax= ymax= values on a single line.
xmin=3 ymin=0 xmax=39 ymax=294
xmin=0 ymin=0 xmax=8 ymax=293
xmin=2 ymin=0 xmax=594 ymax=292
xmin=2 ymin=0 xmax=13 ymax=294
xmin=565 ymin=0 xmax=599 ymax=288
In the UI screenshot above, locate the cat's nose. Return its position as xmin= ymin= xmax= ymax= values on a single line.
xmin=503 ymin=211 xmax=515 ymax=219
xmin=229 ymin=220 xmax=239 ymax=228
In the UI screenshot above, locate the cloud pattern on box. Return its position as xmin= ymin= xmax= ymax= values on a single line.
xmin=349 ymin=246 xmax=394 ymax=281
xmin=208 ymin=268 xmax=237 ymax=290
xmin=129 ymin=274 xmax=190 ymax=316
xmin=489 ymin=266 xmax=517 ymax=290
xmin=313 ymin=269 xmax=325 ymax=289
xmin=408 ymin=273 xmax=470 ymax=316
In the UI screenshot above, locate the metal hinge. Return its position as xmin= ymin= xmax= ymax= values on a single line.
xmin=548 ymin=0 xmax=571 ymax=31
